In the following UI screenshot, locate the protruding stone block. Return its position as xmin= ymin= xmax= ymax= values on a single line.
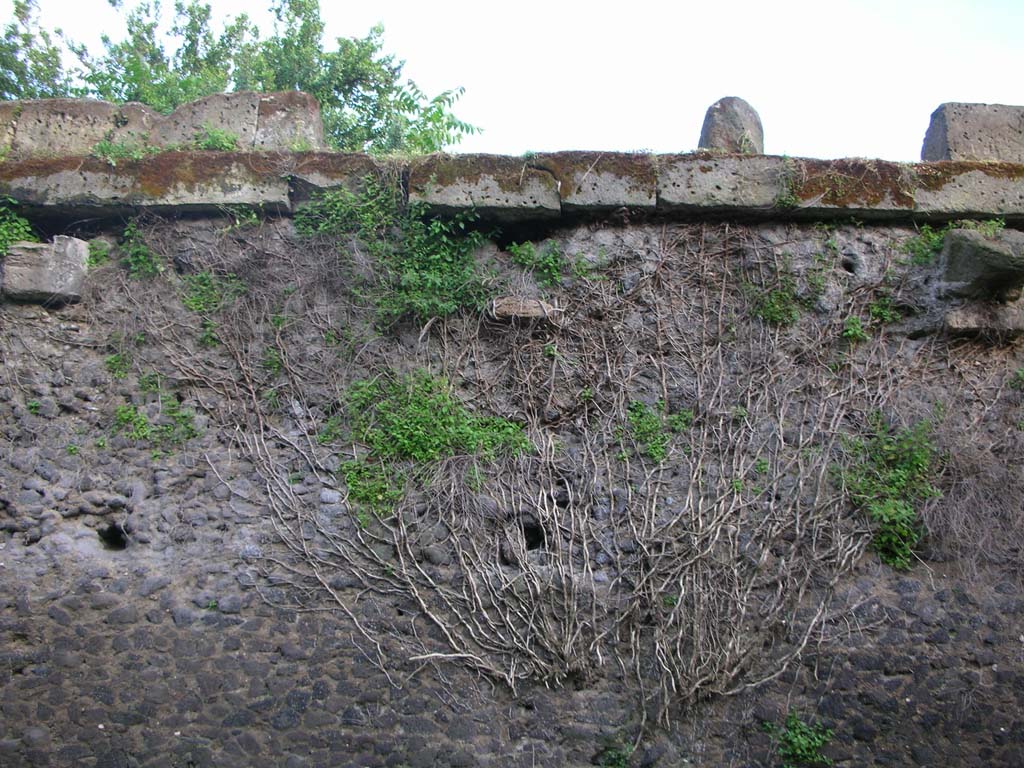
xmin=255 ymin=92 xmax=326 ymax=151
xmin=941 ymin=227 xmax=1024 ymax=300
xmin=698 ymin=97 xmax=764 ymax=154
xmin=922 ymin=103 xmax=1024 ymax=163
xmin=945 ymin=300 xmax=1024 ymax=336
xmin=409 ymin=154 xmax=561 ymax=222
xmin=1 ymin=236 xmax=88 ymax=304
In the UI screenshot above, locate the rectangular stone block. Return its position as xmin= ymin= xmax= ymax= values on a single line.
xmin=922 ymin=103 xmax=1024 ymax=163
xmin=255 ymin=92 xmax=327 ymax=152
xmin=658 ymin=154 xmax=784 ymax=212
xmin=532 ymin=152 xmax=656 ymax=211
xmin=0 ymin=153 xmax=291 ymax=215
xmin=409 ymin=154 xmax=561 ymax=222
xmin=9 ymin=99 xmax=119 ymax=159
xmin=1 ymin=236 xmax=88 ymax=305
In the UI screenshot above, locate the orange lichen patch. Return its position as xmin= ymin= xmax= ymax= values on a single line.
xmin=793 ymin=158 xmax=917 ymax=209
xmin=529 ymin=151 xmax=657 ymax=200
xmin=0 ymin=154 xmax=94 ymax=181
xmin=134 ymin=151 xmax=281 ymax=197
xmin=911 ymin=160 xmax=1024 ymax=191
xmin=409 ymin=153 xmax=547 ymax=194
xmin=288 ymin=152 xmax=380 ymax=179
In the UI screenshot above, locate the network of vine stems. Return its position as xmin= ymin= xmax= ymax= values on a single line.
xmin=88 ymin=210 xmax=957 ymax=731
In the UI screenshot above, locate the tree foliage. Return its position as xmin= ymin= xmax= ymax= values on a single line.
xmin=0 ymin=0 xmax=71 ymax=99
xmin=0 ymin=0 xmax=476 ymax=153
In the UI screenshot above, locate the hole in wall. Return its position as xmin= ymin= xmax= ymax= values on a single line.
xmin=97 ymin=521 xmax=129 ymax=550
xmin=522 ymin=519 xmax=546 ymax=551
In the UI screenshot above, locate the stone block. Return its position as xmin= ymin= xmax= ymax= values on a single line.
xmin=409 ymin=154 xmax=561 ymax=222
xmin=0 ymin=153 xmax=291 ymax=215
xmin=532 ymin=151 xmax=657 ymax=211
xmin=945 ymin=299 xmax=1024 ymax=336
xmin=255 ymin=92 xmax=327 ymax=152
xmin=9 ymin=99 xmax=119 ymax=159
xmin=922 ymin=103 xmax=1024 ymax=163
xmin=0 ymin=101 xmax=19 ymax=158
xmin=941 ymin=228 xmax=1024 ymax=299
xmin=149 ymin=92 xmax=261 ymax=150
xmin=698 ymin=96 xmax=764 ymax=154
xmin=658 ymin=154 xmax=784 ymax=211
xmin=1 ymin=235 xmax=88 ymax=304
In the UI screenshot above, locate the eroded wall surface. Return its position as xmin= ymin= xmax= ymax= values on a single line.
xmin=1 ymin=97 xmax=1024 ymax=768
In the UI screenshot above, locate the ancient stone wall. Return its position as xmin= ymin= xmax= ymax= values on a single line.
xmin=1 ymin=96 xmax=1023 ymax=768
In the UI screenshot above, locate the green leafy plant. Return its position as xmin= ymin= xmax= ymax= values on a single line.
xmin=91 ymin=138 xmax=160 ymax=166
xmin=338 ymin=371 xmax=530 ymax=515
xmin=114 ymin=404 xmax=153 ymax=441
xmin=840 ymin=414 xmax=941 ymax=569
xmin=0 ymin=197 xmax=36 ymax=255
xmin=121 ymin=221 xmax=162 ymax=277
xmin=596 ymin=744 xmax=633 ymax=768
xmin=508 ymin=240 xmax=565 ymax=288
xmin=114 ymin=396 xmax=198 ymax=446
xmin=867 ymin=293 xmax=900 ymax=324
xmin=104 ymin=352 xmax=131 ymax=379
xmin=191 ymin=123 xmax=239 ymax=151
xmin=180 ymin=271 xmax=245 ymax=313
xmin=26 ymin=399 xmax=41 ymax=415
xmin=751 ymin=277 xmax=801 ymax=326
xmin=347 ymin=371 xmax=531 ymax=463
xmin=841 ymin=316 xmax=869 ymax=343
xmin=901 ymin=219 xmax=1004 ymax=266
xmin=901 ymin=224 xmax=946 ymax=265
xmin=262 ymin=347 xmax=283 ymax=375
xmin=297 ymin=177 xmax=491 ymax=324
xmin=621 ymin=400 xmax=690 ymax=463
xmin=1010 ymin=367 xmax=1024 ymax=391
xmin=86 ymin=240 xmax=110 ymax=268
xmin=764 ymin=712 xmax=833 ymax=768
xmin=66 ymin=443 xmax=79 ymax=456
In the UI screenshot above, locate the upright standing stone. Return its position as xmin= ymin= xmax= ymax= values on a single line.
xmin=1 ymin=236 xmax=89 ymax=305
xmin=921 ymin=103 xmax=1024 ymax=163
xmin=698 ymin=97 xmax=764 ymax=154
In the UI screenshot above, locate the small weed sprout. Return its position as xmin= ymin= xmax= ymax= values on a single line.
xmin=86 ymin=240 xmax=110 ymax=268
xmin=751 ymin=277 xmax=801 ymax=326
xmin=91 ymin=139 xmax=160 ymax=166
xmin=902 ymin=219 xmax=1005 ymax=265
xmin=26 ymin=400 xmax=41 ymax=415
xmin=0 ymin=197 xmax=36 ymax=255
xmin=841 ymin=316 xmax=869 ymax=343
xmin=764 ymin=712 xmax=834 ymax=768
xmin=1008 ymin=367 xmax=1024 ymax=391
xmin=192 ymin=124 xmax=240 ymax=151
xmin=104 ymin=353 xmax=131 ymax=379
xmin=508 ymin=240 xmax=566 ymax=288
xmin=621 ymin=401 xmax=691 ymax=463
xmin=121 ymin=221 xmax=162 ymax=278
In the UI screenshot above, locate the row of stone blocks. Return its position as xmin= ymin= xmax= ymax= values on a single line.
xmin=2 ymin=150 xmax=1022 ymax=224
xmin=0 ymin=92 xmax=327 ymax=160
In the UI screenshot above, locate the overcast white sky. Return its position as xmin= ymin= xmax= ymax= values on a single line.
xmin=14 ymin=0 xmax=1024 ymax=160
